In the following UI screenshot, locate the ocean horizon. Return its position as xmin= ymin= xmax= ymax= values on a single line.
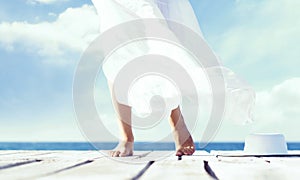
xmin=1 ymin=142 xmax=300 ymax=152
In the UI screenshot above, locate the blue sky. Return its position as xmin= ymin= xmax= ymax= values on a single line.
xmin=0 ymin=0 xmax=299 ymax=142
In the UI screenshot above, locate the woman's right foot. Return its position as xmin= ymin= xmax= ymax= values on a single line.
xmin=109 ymin=141 xmax=134 ymax=157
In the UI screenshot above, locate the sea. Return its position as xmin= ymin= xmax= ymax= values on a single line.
xmin=1 ymin=142 xmax=300 ymax=152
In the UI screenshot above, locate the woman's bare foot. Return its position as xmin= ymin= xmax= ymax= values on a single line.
xmin=170 ymin=107 xmax=195 ymax=156
xmin=108 ymin=95 xmax=134 ymax=157
xmin=175 ymin=133 xmax=195 ymax=156
xmin=109 ymin=141 xmax=134 ymax=157
xmin=173 ymin=128 xmax=195 ymax=156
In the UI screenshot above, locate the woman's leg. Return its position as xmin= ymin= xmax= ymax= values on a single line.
xmin=170 ymin=106 xmax=195 ymax=156
xmin=108 ymin=82 xmax=134 ymax=157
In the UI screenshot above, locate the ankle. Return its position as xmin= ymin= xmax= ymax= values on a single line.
xmin=120 ymin=135 xmax=134 ymax=142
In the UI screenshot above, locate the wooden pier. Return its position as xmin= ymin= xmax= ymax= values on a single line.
xmin=0 ymin=150 xmax=300 ymax=179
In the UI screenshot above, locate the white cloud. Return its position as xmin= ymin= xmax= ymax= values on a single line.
xmin=216 ymin=0 xmax=300 ymax=67
xmin=255 ymin=78 xmax=300 ymax=124
xmin=245 ymin=78 xmax=300 ymax=141
xmin=27 ymin=0 xmax=69 ymax=5
xmin=0 ymin=5 xmax=99 ymax=65
xmin=214 ymin=77 xmax=300 ymax=141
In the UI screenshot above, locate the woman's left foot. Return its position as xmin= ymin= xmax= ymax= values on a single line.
xmin=175 ymin=134 xmax=195 ymax=156
xmin=172 ymin=125 xmax=195 ymax=156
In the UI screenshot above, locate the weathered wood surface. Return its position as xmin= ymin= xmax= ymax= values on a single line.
xmin=0 ymin=150 xmax=300 ymax=180
xmin=142 ymin=151 xmax=213 ymax=180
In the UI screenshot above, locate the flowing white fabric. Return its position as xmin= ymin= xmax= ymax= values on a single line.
xmin=92 ymin=0 xmax=255 ymax=124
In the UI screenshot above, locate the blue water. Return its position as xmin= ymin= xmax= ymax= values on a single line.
xmin=1 ymin=142 xmax=300 ymax=152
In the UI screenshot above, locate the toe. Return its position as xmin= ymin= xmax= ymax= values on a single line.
xmin=120 ymin=151 xmax=128 ymax=157
xmin=176 ymin=146 xmax=195 ymax=156
xmin=109 ymin=151 xmax=115 ymax=157
xmin=176 ymin=150 xmax=183 ymax=156
xmin=182 ymin=148 xmax=190 ymax=155
xmin=186 ymin=147 xmax=195 ymax=155
xmin=112 ymin=151 xmax=121 ymax=157
xmin=186 ymin=146 xmax=195 ymax=155
xmin=115 ymin=151 xmax=121 ymax=157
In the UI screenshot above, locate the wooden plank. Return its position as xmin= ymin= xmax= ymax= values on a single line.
xmin=38 ymin=158 xmax=145 ymax=180
xmin=0 ymin=151 xmax=75 ymax=167
xmin=261 ymin=156 xmax=300 ymax=178
xmin=0 ymin=151 xmax=53 ymax=167
xmin=0 ymin=151 xmax=104 ymax=180
xmin=0 ymin=151 xmax=102 ymax=162
xmin=208 ymin=156 xmax=291 ymax=180
xmin=142 ymin=152 xmax=213 ymax=180
xmin=0 ymin=159 xmax=42 ymax=171
xmin=39 ymin=151 xmax=155 ymax=180
xmin=0 ymin=151 xmax=43 ymax=158
xmin=0 ymin=151 xmax=56 ymax=162
xmin=207 ymin=150 xmax=300 ymax=179
xmin=0 ymin=151 xmax=28 ymax=156
xmin=210 ymin=150 xmax=244 ymax=156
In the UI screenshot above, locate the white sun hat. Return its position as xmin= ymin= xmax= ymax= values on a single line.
xmin=244 ymin=133 xmax=288 ymax=155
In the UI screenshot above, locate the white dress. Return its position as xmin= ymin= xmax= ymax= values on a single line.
xmin=92 ymin=0 xmax=255 ymax=124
